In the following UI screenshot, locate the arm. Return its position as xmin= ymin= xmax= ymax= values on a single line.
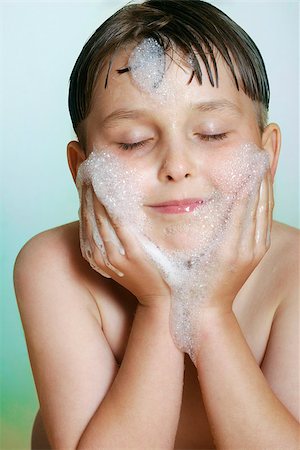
xmin=14 ymin=228 xmax=184 ymax=450
xmin=76 ymin=193 xmax=185 ymax=449
xmin=78 ymin=303 xmax=184 ymax=449
xmin=192 ymin=171 xmax=299 ymax=449
xmin=194 ymin=306 xmax=299 ymax=450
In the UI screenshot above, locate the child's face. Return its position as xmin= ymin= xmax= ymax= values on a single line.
xmin=80 ymin=47 xmax=267 ymax=248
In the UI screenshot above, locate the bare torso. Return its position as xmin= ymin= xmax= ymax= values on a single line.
xmin=31 ymin=220 xmax=298 ymax=449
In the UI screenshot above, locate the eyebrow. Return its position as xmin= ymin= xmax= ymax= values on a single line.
xmin=101 ymin=100 xmax=241 ymax=128
xmin=102 ymin=108 xmax=149 ymax=127
xmin=192 ymin=99 xmax=242 ymax=114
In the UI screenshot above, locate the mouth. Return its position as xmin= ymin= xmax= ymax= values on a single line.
xmin=147 ymin=198 xmax=205 ymax=214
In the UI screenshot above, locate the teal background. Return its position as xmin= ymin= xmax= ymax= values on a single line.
xmin=1 ymin=1 xmax=298 ymax=449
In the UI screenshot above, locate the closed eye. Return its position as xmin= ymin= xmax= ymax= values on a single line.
xmin=118 ymin=140 xmax=148 ymax=151
xmin=118 ymin=133 xmax=227 ymax=150
xmin=197 ymin=133 xmax=228 ymax=142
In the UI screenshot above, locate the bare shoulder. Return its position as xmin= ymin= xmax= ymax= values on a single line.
xmin=269 ymin=221 xmax=299 ymax=290
xmin=14 ymin=221 xmax=104 ymax=323
xmin=260 ymin=221 xmax=299 ymax=421
xmin=15 ymin=221 xmax=87 ymax=275
xmin=271 ymin=220 xmax=299 ymax=253
xmin=14 ymin=221 xmax=137 ymax=356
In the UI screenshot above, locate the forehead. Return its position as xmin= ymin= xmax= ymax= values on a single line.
xmin=90 ymin=45 xmax=256 ymax=120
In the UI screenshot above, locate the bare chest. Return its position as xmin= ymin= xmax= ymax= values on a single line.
xmin=95 ymin=273 xmax=279 ymax=449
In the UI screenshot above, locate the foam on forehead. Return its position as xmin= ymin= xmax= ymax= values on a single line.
xmin=128 ymin=37 xmax=170 ymax=98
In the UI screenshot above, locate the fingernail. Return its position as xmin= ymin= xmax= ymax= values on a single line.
xmin=105 ymin=260 xmax=124 ymax=278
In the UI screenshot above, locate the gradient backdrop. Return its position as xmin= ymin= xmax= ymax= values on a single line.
xmin=1 ymin=1 xmax=299 ymax=449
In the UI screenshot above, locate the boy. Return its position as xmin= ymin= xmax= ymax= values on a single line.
xmin=14 ymin=1 xmax=299 ymax=449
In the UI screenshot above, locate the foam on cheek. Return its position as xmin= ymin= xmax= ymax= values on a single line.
xmin=76 ymin=150 xmax=146 ymax=261
xmin=211 ymin=143 xmax=269 ymax=195
xmin=163 ymin=144 xmax=269 ymax=251
xmin=76 ymin=144 xmax=269 ymax=363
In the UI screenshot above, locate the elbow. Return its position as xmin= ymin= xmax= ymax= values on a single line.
xmin=31 ymin=409 xmax=81 ymax=450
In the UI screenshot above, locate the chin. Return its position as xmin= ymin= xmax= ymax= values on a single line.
xmin=145 ymin=220 xmax=218 ymax=254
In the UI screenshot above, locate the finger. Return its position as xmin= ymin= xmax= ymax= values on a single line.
xmin=267 ymin=171 xmax=274 ymax=247
xmin=106 ymin=212 xmax=145 ymax=261
xmin=254 ymin=170 xmax=269 ymax=249
xmin=78 ymin=182 xmax=85 ymax=244
xmin=87 ymin=240 xmax=112 ymax=279
xmin=81 ymin=187 xmax=111 ymax=278
xmin=79 ymin=184 xmax=94 ymax=260
xmin=93 ymin=193 xmax=125 ymax=256
xmin=222 ymin=185 xmax=250 ymax=255
xmin=91 ymin=192 xmax=124 ymax=277
xmin=93 ymin=207 xmax=125 ymax=276
xmin=94 ymin=195 xmax=146 ymax=261
xmin=238 ymin=177 xmax=261 ymax=256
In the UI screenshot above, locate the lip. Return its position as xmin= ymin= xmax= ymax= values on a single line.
xmin=147 ymin=198 xmax=204 ymax=214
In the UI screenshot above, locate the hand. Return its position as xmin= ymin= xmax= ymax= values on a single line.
xmin=203 ymin=169 xmax=274 ymax=313
xmin=79 ymin=184 xmax=171 ymax=308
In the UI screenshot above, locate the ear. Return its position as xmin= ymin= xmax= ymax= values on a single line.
xmin=67 ymin=141 xmax=86 ymax=183
xmin=261 ymin=123 xmax=281 ymax=181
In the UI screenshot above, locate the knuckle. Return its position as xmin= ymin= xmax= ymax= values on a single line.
xmin=106 ymin=251 xmax=121 ymax=268
xmin=95 ymin=216 xmax=103 ymax=229
xmin=82 ymin=213 xmax=89 ymax=231
xmin=124 ymin=246 xmax=141 ymax=261
xmin=112 ymin=222 xmax=123 ymax=233
xmin=86 ymin=248 xmax=92 ymax=259
xmin=254 ymin=246 xmax=266 ymax=261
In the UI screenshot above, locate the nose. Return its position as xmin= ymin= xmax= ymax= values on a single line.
xmin=158 ymin=145 xmax=195 ymax=183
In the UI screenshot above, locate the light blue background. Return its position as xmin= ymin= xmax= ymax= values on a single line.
xmin=1 ymin=1 xmax=299 ymax=448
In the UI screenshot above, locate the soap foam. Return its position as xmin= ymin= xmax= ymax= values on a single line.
xmin=76 ymin=144 xmax=269 ymax=362
xmin=76 ymin=150 xmax=146 ymax=277
xmin=128 ymin=38 xmax=172 ymax=100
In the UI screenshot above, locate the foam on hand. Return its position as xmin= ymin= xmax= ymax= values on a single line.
xmin=76 ymin=150 xmax=146 ymax=277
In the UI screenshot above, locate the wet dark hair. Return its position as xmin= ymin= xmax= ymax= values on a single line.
xmin=69 ymin=0 xmax=270 ymax=147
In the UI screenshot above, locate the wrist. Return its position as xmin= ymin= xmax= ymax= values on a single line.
xmin=137 ymin=298 xmax=171 ymax=317
xmin=135 ymin=302 xmax=184 ymax=355
xmin=192 ymin=308 xmax=238 ymax=360
xmin=192 ymin=306 xmax=236 ymax=343
xmin=137 ymin=293 xmax=171 ymax=309
xmin=200 ymin=305 xmax=236 ymax=327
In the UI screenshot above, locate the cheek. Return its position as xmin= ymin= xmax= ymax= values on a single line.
xmin=77 ymin=149 xmax=146 ymax=225
xmin=210 ymin=158 xmax=247 ymax=194
xmin=209 ymin=143 xmax=269 ymax=195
